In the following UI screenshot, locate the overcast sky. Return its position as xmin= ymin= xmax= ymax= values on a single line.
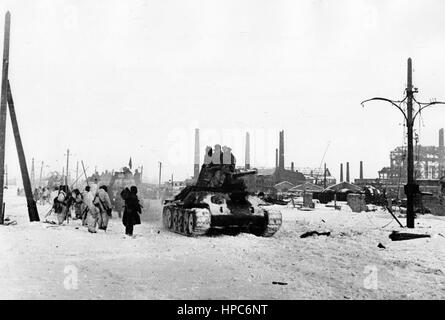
xmin=1 ymin=0 xmax=445 ymax=184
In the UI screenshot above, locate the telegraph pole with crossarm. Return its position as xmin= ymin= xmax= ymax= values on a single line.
xmin=362 ymin=58 xmax=445 ymax=228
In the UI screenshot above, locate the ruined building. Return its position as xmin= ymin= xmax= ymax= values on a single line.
xmin=379 ymin=128 xmax=445 ymax=182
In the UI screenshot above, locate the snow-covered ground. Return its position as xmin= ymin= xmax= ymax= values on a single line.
xmin=1 ymin=187 xmax=445 ymax=299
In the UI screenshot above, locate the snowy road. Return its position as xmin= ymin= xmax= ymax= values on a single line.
xmin=1 ymin=188 xmax=445 ymax=299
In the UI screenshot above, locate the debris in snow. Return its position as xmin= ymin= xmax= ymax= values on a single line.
xmin=298 ymin=207 xmax=314 ymax=211
xmin=377 ymin=243 xmax=386 ymax=249
xmin=1 ymin=217 xmax=17 ymax=226
xmin=325 ymin=204 xmax=341 ymax=210
xmin=2 ymin=220 xmax=17 ymax=226
xmin=389 ymin=231 xmax=431 ymax=241
xmin=300 ymin=231 xmax=331 ymax=238
xmin=272 ymin=281 xmax=288 ymax=285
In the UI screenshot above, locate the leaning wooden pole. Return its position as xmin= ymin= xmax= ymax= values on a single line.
xmin=0 ymin=12 xmax=11 ymax=220
xmin=7 ymin=81 xmax=40 ymax=221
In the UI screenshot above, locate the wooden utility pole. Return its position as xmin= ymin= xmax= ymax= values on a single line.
xmin=65 ymin=148 xmax=70 ymax=186
xmin=0 ymin=12 xmax=10 ymax=217
xmin=323 ymin=163 xmax=327 ymax=188
xmin=39 ymin=161 xmax=43 ymax=187
xmin=7 ymin=82 xmax=39 ymax=221
xmin=158 ymin=162 xmax=162 ymax=189
xmin=405 ymin=59 xmax=415 ymax=228
xmin=81 ymin=160 xmax=89 ymax=187
xmin=31 ymin=157 xmax=35 ymax=189
xmin=76 ymin=161 xmax=79 ymax=188
xmin=362 ymin=57 xmax=445 ymax=228
xmin=158 ymin=161 xmax=162 ymax=200
xmin=0 ymin=13 xmax=39 ymax=222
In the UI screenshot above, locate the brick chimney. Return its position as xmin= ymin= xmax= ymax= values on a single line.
xmin=359 ymin=161 xmax=363 ymax=180
xmin=279 ymin=130 xmax=285 ymax=170
xmin=346 ymin=162 xmax=350 ymax=183
xmin=275 ymin=148 xmax=278 ymax=169
xmin=194 ymin=128 xmax=200 ymax=179
xmin=340 ymin=163 xmax=343 ymax=182
xmin=440 ymin=128 xmax=445 ymax=176
xmin=245 ymin=132 xmax=250 ymax=170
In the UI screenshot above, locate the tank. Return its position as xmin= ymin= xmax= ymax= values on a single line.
xmin=107 ymin=170 xmax=136 ymax=214
xmin=162 ymin=147 xmax=282 ymax=237
xmin=107 ymin=169 xmax=151 ymax=216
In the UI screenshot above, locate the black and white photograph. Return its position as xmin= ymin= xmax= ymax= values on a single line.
xmin=0 ymin=0 xmax=445 ymax=305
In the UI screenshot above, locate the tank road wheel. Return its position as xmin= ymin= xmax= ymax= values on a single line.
xmin=178 ymin=212 xmax=184 ymax=234
xmin=183 ymin=212 xmax=194 ymax=236
xmin=260 ymin=210 xmax=282 ymax=237
xmin=173 ymin=210 xmax=180 ymax=232
xmin=163 ymin=207 xmax=173 ymax=229
xmin=167 ymin=209 xmax=173 ymax=229
xmin=189 ymin=209 xmax=211 ymax=236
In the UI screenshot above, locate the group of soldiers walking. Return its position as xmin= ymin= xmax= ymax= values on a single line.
xmin=42 ymin=182 xmax=142 ymax=236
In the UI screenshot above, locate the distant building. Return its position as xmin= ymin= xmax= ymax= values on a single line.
xmin=379 ymin=129 xmax=445 ymax=182
xmin=294 ymin=167 xmax=336 ymax=186
xmin=289 ymin=182 xmax=324 ymax=196
xmin=374 ymin=128 xmax=445 ymax=199
xmin=274 ymin=181 xmax=295 ymax=193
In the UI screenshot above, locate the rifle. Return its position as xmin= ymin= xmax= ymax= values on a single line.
xmin=44 ymin=207 xmax=54 ymax=218
xmin=70 ymin=165 xmax=89 ymax=189
xmin=81 ymin=161 xmax=90 ymax=187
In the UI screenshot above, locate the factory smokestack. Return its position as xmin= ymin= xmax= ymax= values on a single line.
xmin=359 ymin=161 xmax=363 ymax=180
xmin=291 ymin=162 xmax=294 ymax=172
xmin=279 ymin=130 xmax=284 ymax=170
xmin=440 ymin=129 xmax=445 ymax=176
xmin=275 ymin=148 xmax=278 ymax=169
xmin=346 ymin=162 xmax=350 ymax=183
xmin=194 ymin=128 xmax=200 ymax=179
xmin=440 ymin=128 xmax=444 ymax=148
xmin=340 ymin=163 xmax=343 ymax=182
xmin=245 ymin=132 xmax=250 ymax=169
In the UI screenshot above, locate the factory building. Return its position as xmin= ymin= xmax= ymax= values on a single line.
xmin=378 ymin=128 xmax=445 ymax=182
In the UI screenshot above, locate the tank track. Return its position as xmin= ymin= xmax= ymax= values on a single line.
xmin=260 ymin=209 xmax=282 ymax=237
xmin=163 ymin=205 xmax=211 ymax=236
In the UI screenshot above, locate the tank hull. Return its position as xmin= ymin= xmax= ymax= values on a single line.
xmin=162 ymin=202 xmax=282 ymax=237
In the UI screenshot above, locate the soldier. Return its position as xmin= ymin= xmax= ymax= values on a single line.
xmin=83 ymin=185 xmax=99 ymax=232
xmin=113 ymin=190 xmax=124 ymax=218
xmin=134 ymin=169 xmax=141 ymax=185
xmin=121 ymin=186 xmax=142 ymax=236
xmin=71 ymin=189 xmax=84 ymax=219
xmin=52 ymin=188 xmax=69 ymax=225
xmin=211 ymin=144 xmax=222 ymax=164
xmin=204 ymin=146 xmax=212 ymax=165
xmin=94 ymin=185 xmax=112 ymax=231
xmin=222 ymin=146 xmax=236 ymax=165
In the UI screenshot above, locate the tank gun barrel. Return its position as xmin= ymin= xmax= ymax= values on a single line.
xmin=232 ymin=169 xmax=257 ymax=178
